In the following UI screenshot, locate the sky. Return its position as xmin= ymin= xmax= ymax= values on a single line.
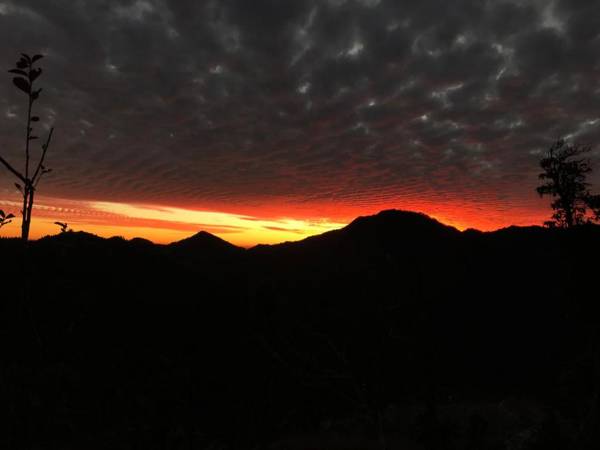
xmin=1 ymin=0 xmax=600 ymax=246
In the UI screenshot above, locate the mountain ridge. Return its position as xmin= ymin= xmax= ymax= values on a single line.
xmin=10 ymin=209 xmax=600 ymax=254
xmin=19 ymin=209 xmax=600 ymax=254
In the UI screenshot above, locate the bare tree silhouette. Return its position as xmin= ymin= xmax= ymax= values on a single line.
xmin=536 ymin=139 xmax=597 ymax=227
xmin=0 ymin=53 xmax=54 ymax=241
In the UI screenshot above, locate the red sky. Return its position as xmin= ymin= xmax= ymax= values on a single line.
xmin=0 ymin=193 xmax=552 ymax=247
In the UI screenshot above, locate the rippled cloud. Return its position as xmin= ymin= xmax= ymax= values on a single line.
xmin=0 ymin=0 xmax=599 ymax=234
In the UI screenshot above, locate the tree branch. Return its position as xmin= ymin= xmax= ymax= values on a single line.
xmin=0 ymin=154 xmax=26 ymax=183
xmin=31 ymin=127 xmax=54 ymax=184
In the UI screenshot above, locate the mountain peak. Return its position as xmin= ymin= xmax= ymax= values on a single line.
xmin=169 ymin=230 xmax=243 ymax=254
xmin=346 ymin=209 xmax=458 ymax=234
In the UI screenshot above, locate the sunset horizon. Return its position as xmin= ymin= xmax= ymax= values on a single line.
xmin=4 ymin=1 xmax=600 ymax=448
xmin=2 ymin=0 xmax=599 ymax=247
xmin=1 ymin=192 xmax=554 ymax=247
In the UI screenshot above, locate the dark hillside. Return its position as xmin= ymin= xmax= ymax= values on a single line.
xmin=1 ymin=210 xmax=599 ymax=449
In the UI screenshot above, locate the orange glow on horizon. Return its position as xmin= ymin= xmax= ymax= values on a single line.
xmin=0 ymin=195 xmax=553 ymax=247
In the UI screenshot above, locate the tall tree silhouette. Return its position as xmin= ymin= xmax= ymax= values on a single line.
xmin=536 ymin=139 xmax=596 ymax=228
xmin=0 ymin=53 xmax=54 ymax=241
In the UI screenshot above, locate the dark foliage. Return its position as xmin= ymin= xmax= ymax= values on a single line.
xmin=585 ymin=193 xmax=600 ymax=222
xmin=0 ymin=53 xmax=54 ymax=241
xmin=1 ymin=210 xmax=600 ymax=449
xmin=0 ymin=209 xmax=15 ymax=229
xmin=536 ymin=139 xmax=598 ymax=228
xmin=54 ymin=222 xmax=69 ymax=233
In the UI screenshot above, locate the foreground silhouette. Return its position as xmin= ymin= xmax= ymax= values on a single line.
xmin=0 ymin=53 xmax=55 ymax=241
xmin=537 ymin=139 xmax=600 ymax=228
xmin=1 ymin=210 xmax=599 ymax=449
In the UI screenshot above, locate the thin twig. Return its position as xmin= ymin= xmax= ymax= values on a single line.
xmin=31 ymin=127 xmax=54 ymax=183
xmin=24 ymin=61 xmax=34 ymax=180
xmin=0 ymin=155 xmax=26 ymax=182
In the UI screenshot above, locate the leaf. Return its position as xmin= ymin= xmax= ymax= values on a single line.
xmin=12 ymin=77 xmax=30 ymax=93
xmin=8 ymin=69 xmax=27 ymax=76
xmin=31 ymin=88 xmax=42 ymax=100
xmin=16 ymin=59 xmax=28 ymax=69
xmin=29 ymin=68 xmax=42 ymax=81
xmin=0 ymin=210 xmax=4 ymax=217
xmin=31 ymin=54 xmax=44 ymax=63
xmin=20 ymin=53 xmax=31 ymax=62
xmin=15 ymin=183 xmax=23 ymax=193
xmin=6 ymin=214 xmax=14 ymax=219
xmin=31 ymin=116 xmax=40 ymax=122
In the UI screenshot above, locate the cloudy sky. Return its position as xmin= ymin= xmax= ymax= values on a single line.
xmin=1 ymin=0 xmax=599 ymax=245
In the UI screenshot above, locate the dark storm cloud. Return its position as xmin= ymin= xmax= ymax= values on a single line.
xmin=1 ymin=0 xmax=599 ymax=214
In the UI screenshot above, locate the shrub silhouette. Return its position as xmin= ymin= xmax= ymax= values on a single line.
xmin=0 ymin=53 xmax=54 ymax=241
xmin=54 ymin=221 xmax=69 ymax=233
xmin=536 ymin=139 xmax=598 ymax=227
xmin=0 ymin=209 xmax=15 ymax=230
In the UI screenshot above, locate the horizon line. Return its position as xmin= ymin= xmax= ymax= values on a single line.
xmin=1 ymin=207 xmax=554 ymax=249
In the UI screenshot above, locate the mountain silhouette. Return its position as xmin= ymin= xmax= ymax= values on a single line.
xmin=2 ymin=209 xmax=600 ymax=449
xmin=253 ymin=209 xmax=459 ymax=257
xmin=169 ymin=230 xmax=243 ymax=253
xmin=167 ymin=230 xmax=244 ymax=268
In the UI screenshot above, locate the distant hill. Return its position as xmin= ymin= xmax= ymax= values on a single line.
xmin=250 ymin=209 xmax=460 ymax=262
xmin=252 ymin=209 xmax=457 ymax=250
xmin=167 ymin=230 xmax=244 ymax=261
xmin=169 ymin=230 xmax=242 ymax=252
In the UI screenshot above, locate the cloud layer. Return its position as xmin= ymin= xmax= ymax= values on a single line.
xmin=1 ymin=0 xmax=600 ymax=229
